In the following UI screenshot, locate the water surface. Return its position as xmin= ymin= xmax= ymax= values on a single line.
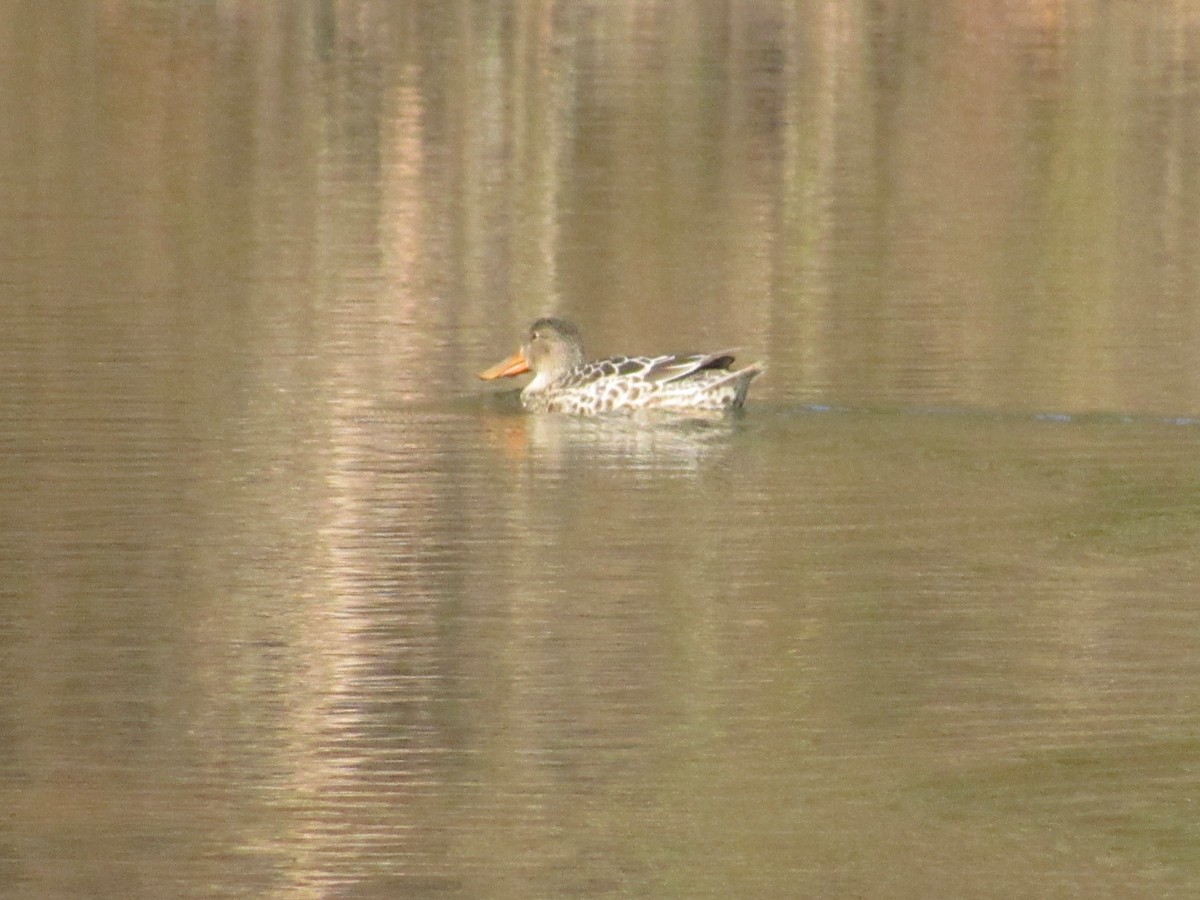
xmin=3 ymin=2 xmax=1200 ymax=897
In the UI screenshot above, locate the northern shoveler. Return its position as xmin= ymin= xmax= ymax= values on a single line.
xmin=477 ymin=317 xmax=765 ymax=415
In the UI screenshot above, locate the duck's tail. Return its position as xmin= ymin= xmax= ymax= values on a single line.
xmin=710 ymin=361 xmax=765 ymax=407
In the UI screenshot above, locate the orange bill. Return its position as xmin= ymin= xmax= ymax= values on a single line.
xmin=477 ymin=349 xmax=530 ymax=380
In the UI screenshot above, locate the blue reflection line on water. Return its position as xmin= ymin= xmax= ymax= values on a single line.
xmin=783 ymin=403 xmax=1200 ymax=427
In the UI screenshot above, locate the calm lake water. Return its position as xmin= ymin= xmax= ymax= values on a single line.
xmin=4 ymin=2 xmax=1200 ymax=897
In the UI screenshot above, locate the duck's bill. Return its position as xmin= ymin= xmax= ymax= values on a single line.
xmin=477 ymin=349 xmax=530 ymax=380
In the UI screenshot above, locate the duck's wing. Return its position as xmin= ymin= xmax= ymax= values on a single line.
xmin=637 ymin=350 xmax=738 ymax=384
xmin=554 ymin=351 xmax=738 ymax=390
xmin=554 ymin=357 xmax=643 ymax=389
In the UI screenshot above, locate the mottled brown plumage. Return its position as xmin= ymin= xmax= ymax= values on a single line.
xmin=478 ymin=318 xmax=764 ymax=415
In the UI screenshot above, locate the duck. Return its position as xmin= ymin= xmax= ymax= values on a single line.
xmin=477 ymin=317 xmax=764 ymax=415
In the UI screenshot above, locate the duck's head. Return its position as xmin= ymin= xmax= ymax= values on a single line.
xmin=478 ymin=317 xmax=586 ymax=385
